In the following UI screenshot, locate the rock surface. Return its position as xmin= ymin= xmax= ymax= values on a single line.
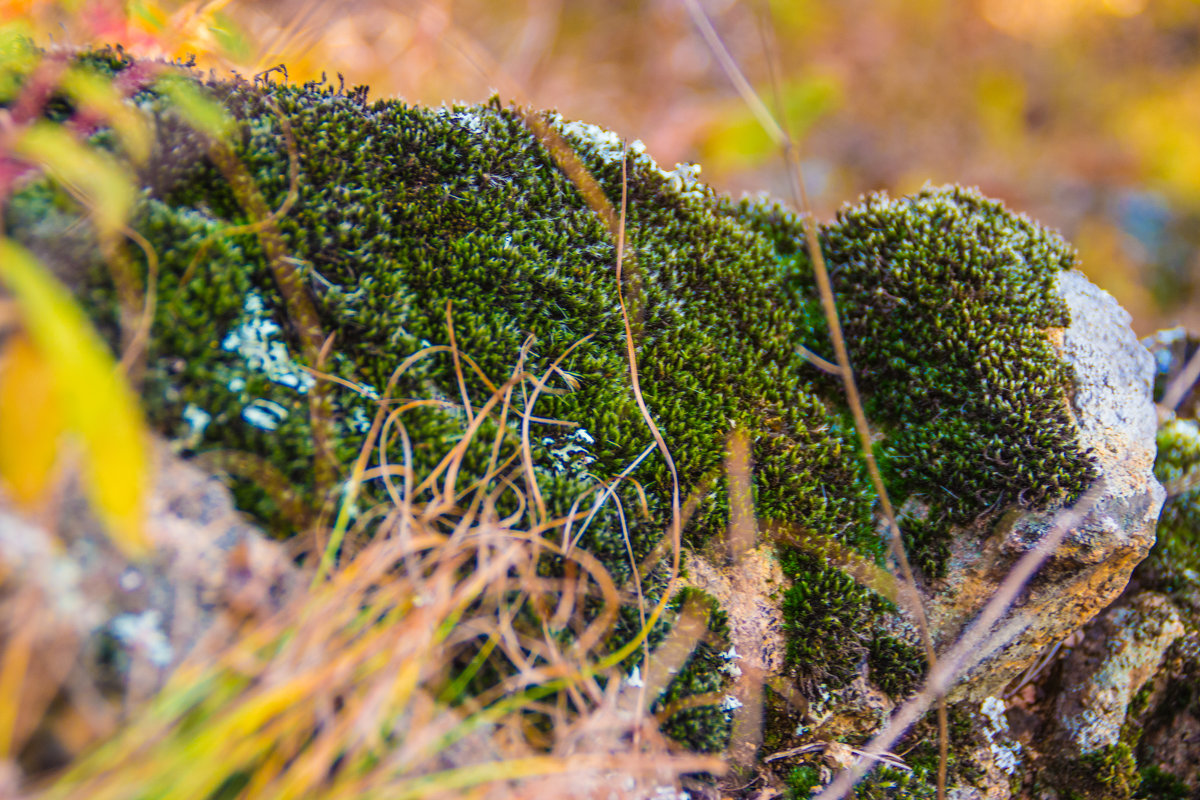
xmin=926 ymin=268 xmax=1163 ymax=702
xmin=0 ymin=441 xmax=296 ymax=773
xmin=1052 ymin=591 xmax=1184 ymax=755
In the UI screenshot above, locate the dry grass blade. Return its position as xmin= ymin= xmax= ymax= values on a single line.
xmin=685 ymin=0 xmax=946 ymax=794
xmin=1161 ymin=343 xmax=1200 ymax=411
xmin=723 ymin=429 xmax=766 ymax=770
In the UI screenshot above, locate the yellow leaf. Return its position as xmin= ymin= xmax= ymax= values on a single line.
xmin=0 ymin=332 xmax=62 ymax=504
xmin=0 ymin=239 xmax=151 ymax=558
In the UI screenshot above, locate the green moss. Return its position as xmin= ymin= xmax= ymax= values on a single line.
xmin=868 ymin=634 xmax=926 ymax=697
xmin=4 ymin=54 xmax=1098 ymax=751
xmin=780 ymin=555 xmax=874 ymax=688
xmin=654 ymin=588 xmax=735 ymax=753
xmin=1138 ymin=418 xmax=1200 ymax=593
xmin=785 ymin=765 xmax=821 ymax=798
xmin=855 ymin=765 xmax=937 ymax=799
xmin=821 ymin=187 xmax=1097 ymax=570
xmin=1050 ymin=716 xmax=1144 ymax=800
xmin=1135 ymin=765 xmax=1191 ymax=800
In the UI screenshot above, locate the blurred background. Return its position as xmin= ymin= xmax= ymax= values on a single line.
xmin=27 ymin=0 xmax=1200 ymax=334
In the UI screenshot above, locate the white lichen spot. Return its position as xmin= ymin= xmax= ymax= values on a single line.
xmin=242 ymin=398 xmax=289 ymax=431
xmin=545 ymin=428 xmax=598 ymax=474
xmin=559 ymin=118 xmax=643 ymax=163
xmin=119 ymin=567 xmax=143 ymax=591
xmin=349 ymin=406 xmax=372 ymax=434
xmin=657 ymin=162 xmax=707 ymax=201
xmin=625 ymin=665 xmax=644 ymax=688
xmin=981 ymin=696 xmax=1008 ymax=731
xmin=720 ymin=645 xmax=743 ymax=678
xmin=720 ymin=694 xmax=744 ymax=712
xmin=181 ymin=403 xmax=212 ymax=447
xmin=111 ymin=610 xmax=173 ymax=668
xmin=440 ymin=107 xmax=487 ymax=135
xmin=979 ymin=695 xmax=1022 ymax=775
xmin=222 ymin=292 xmax=316 ymax=393
xmin=649 ymin=786 xmax=690 ymax=800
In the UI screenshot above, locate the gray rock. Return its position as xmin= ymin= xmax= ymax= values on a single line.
xmin=1053 ymin=591 xmax=1185 ymax=754
xmin=0 ymin=441 xmax=297 ymax=773
xmin=928 ymin=269 xmax=1164 ymax=702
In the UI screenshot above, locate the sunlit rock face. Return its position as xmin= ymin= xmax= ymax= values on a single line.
xmin=0 ymin=49 xmax=1168 ymax=793
xmin=919 ymin=267 xmax=1163 ymax=703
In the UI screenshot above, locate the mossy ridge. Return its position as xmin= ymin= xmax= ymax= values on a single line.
xmin=4 ymin=54 xmax=1099 ymax=754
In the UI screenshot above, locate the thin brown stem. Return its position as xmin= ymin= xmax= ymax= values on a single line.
xmin=686 ymin=0 xmax=946 ymax=794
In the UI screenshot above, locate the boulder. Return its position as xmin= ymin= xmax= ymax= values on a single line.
xmin=925 ymin=268 xmax=1164 ymax=702
xmin=0 ymin=441 xmax=297 ymax=773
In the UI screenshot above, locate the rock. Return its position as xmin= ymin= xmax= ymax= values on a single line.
xmin=0 ymin=441 xmax=297 ymax=774
xmin=925 ymin=268 xmax=1164 ymax=702
xmin=0 ymin=50 xmax=1174 ymax=796
xmin=1052 ymin=591 xmax=1184 ymax=755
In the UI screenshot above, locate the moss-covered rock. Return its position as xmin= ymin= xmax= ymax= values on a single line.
xmin=3 ymin=49 xmax=1104 ymax=769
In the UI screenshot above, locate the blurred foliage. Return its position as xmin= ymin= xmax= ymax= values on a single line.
xmin=10 ymin=0 xmax=1200 ymax=330
xmin=0 ymin=20 xmax=157 ymax=558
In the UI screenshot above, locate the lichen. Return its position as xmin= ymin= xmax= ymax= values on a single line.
xmin=3 ymin=51 xmax=1098 ymax=758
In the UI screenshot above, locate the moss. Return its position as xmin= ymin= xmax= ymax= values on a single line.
xmin=821 ymin=186 xmax=1097 ymax=572
xmin=654 ymin=588 xmax=735 ymax=753
xmin=1137 ymin=418 xmax=1200 ymax=593
xmin=779 ymin=554 xmax=874 ymax=688
xmin=4 ymin=54 xmax=1098 ymax=752
xmin=855 ymin=765 xmax=937 ymax=799
xmin=867 ymin=634 xmax=926 ymax=698
xmin=785 ymin=765 xmax=821 ymax=798
xmin=1135 ymin=765 xmax=1191 ymax=800
xmin=1049 ymin=716 xmax=1144 ymax=800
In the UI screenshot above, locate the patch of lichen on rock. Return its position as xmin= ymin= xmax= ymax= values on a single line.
xmin=1101 ymin=418 xmax=1200 ymax=795
xmin=3 ymin=50 xmax=1097 ymax=755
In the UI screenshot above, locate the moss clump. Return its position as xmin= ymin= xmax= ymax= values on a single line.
xmin=823 ymin=187 xmax=1097 ymax=567
xmin=1138 ymin=418 xmax=1200 ymax=593
xmin=1135 ymin=765 xmax=1191 ymax=800
xmin=785 ymin=765 xmax=821 ymax=798
xmin=868 ymin=634 xmax=926 ymax=698
xmin=4 ymin=53 xmax=1097 ymax=752
xmin=654 ymin=589 xmax=735 ymax=753
xmin=1048 ymin=689 xmax=1150 ymax=800
xmin=855 ymin=765 xmax=938 ymax=799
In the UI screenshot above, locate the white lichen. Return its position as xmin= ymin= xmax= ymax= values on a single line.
xmin=111 ymin=610 xmax=174 ymax=668
xmin=979 ymin=695 xmax=1022 ymax=775
xmin=222 ymin=292 xmax=316 ymax=394
xmin=242 ymin=398 xmax=290 ymax=431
